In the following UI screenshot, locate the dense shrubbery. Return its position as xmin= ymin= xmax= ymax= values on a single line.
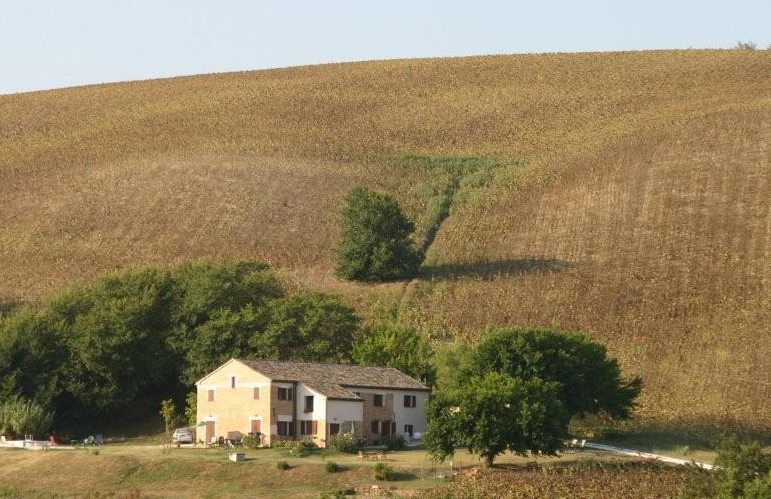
xmin=327 ymin=433 xmax=361 ymax=453
xmin=0 ymin=260 xmax=358 ymax=429
xmin=334 ymin=186 xmax=423 ymax=282
xmin=681 ymin=435 xmax=771 ymax=498
xmin=374 ymin=463 xmax=395 ymax=481
xmin=383 ymin=434 xmax=406 ymax=451
xmin=0 ymin=396 xmax=53 ymax=438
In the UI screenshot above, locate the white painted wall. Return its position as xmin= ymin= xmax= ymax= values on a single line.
xmin=392 ymin=390 xmax=429 ymax=439
xmin=327 ymin=400 xmax=363 ymax=427
xmin=349 ymin=388 xmax=429 ymax=439
xmin=295 ymin=383 xmax=327 ymax=421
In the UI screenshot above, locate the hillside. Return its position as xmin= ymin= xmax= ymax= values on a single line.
xmin=2 ymin=50 xmax=770 ymax=431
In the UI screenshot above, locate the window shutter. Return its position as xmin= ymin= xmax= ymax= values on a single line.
xmin=312 ymin=420 xmax=318 ymax=435
xmin=371 ymin=420 xmax=379 ymax=433
xmin=253 ymin=387 xmax=260 ymax=400
xmin=208 ymin=390 xmax=214 ymax=402
xmin=289 ymin=421 xmax=295 ymax=436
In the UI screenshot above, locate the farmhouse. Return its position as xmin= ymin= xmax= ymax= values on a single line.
xmin=195 ymin=358 xmax=430 ymax=448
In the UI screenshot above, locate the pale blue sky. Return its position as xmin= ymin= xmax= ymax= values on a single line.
xmin=1 ymin=0 xmax=769 ymax=95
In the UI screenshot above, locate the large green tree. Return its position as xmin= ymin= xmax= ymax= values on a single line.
xmin=460 ymin=327 xmax=642 ymax=420
xmin=352 ymin=322 xmax=435 ymax=385
xmin=334 ymin=186 xmax=423 ymax=282
xmin=424 ymin=372 xmax=567 ymax=467
xmin=425 ymin=327 xmax=641 ymax=466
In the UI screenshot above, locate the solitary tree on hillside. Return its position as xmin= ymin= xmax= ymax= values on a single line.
xmin=333 ymin=187 xmax=422 ymax=282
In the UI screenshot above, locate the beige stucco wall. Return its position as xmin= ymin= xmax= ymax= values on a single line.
xmin=196 ymin=359 xmax=271 ymax=445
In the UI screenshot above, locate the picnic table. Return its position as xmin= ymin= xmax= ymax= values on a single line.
xmin=357 ymin=449 xmax=387 ymax=460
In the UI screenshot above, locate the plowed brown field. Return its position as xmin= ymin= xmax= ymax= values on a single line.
xmin=2 ymin=50 xmax=770 ymax=430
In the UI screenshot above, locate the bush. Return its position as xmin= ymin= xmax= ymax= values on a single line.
xmin=319 ymin=489 xmax=355 ymax=499
xmin=0 ymin=396 xmax=54 ymax=439
xmin=681 ymin=435 xmax=771 ymax=498
xmin=289 ymin=446 xmax=309 ymax=457
xmin=735 ymin=41 xmax=757 ymax=50
xmin=276 ymin=460 xmax=290 ymax=471
xmin=334 ymin=186 xmax=423 ymax=282
xmin=327 ymin=433 xmax=361 ymax=453
xmin=384 ymin=434 xmax=406 ymax=451
xmin=374 ymin=462 xmax=395 ymax=481
xmin=325 ymin=461 xmax=342 ymax=473
xmin=242 ymin=434 xmax=261 ymax=449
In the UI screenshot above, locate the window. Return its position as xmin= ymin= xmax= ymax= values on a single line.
xmin=277 ymin=421 xmax=295 ymax=436
xmin=371 ymin=420 xmax=380 ymax=433
xmin=253 ymin=387 xmax=260 ymax=400
xmin=404 ymin=395 xmax=416 ymax=408
xmin=404 ymin=424 xmax=414 ymax=437
xmin=373 ymin=394 xmax=384 ymax=407
xmin=277 ymin=387 xmax=292 ymax=400
xmin=304 ymin=395 xmax=314 ymax=412
xmin=207 ymin=389 xmax=215 ymax=402
xmin=231 ymin=376 xmax=236 ymax=388
xmin=299 ymin=420 xmax=313 ymax=435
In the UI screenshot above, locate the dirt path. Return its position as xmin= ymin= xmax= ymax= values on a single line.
xmin=585 ymin=441 xmax=715 ymax=470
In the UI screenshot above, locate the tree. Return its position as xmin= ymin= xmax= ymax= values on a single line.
xmin=352 ymin=322 xmax=435 ymax=385
xmin=0 ymin=396 xmax=53 ymax=439
xmin=463 ymin=327 xmax=642 ymax=420
xmin=185 ymin=392 xmax=197 ymax=427
xmin=0 ymin=259 xmax=363 ymax=431
xmin=253 ymin=292 xmax=359 ymax=363
xmin=159 ymin=399 xmax=176 ymax=440
xmin=681 ymin=436 xmax=771 ymax=498
xmin=424 ymin=372 xmax=567 ymax=467
xmin=334 ymin=186 xmax=422 ymax=282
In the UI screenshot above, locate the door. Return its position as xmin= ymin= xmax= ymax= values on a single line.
xmin=250 ymin=419 xmax=261 ymax=435
xmin=380 ymin=420 xmax=391 ymax=438
xmin=205 ymin=421 xmax=215 ymax=444
xmin=329 ymin=423 xmax=340 ymax=436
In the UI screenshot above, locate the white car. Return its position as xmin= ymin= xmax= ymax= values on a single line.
xmin=172 ymin=427 xmax=194 ymax=444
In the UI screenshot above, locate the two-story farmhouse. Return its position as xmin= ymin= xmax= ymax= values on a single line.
xmin=195 ymin=358 xmax=430 ymax=447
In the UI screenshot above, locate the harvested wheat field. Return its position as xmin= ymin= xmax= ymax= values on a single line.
xmin=2 ymin=50 xmax=771 ymax=431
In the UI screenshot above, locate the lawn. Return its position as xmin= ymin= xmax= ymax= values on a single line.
xmin=0 ymin=445 xmax=640 ymax=498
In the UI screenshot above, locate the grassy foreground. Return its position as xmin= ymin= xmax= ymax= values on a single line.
xmin=0 ymin=445 xmax=689 ymax=499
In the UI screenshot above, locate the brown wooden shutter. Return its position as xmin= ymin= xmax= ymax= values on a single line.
xmin=289 ymin=421 xmax=295 ymax=436
xmin=253 ymin=387 xmax=260 ymax=400
xmin=311 ymin=420 xmax=318 ymax=435
xmin=251 ymin=419 xmax=261 ymax=434
xmin=208 ymin=389 xmax=214 ymax=402
xmin=371 ymin=420 xmax=379 ymax=433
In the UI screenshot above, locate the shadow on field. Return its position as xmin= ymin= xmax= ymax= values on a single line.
xmin=420 ymin=258 xmax=568 ymax=281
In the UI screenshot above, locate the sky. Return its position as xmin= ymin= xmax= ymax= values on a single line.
xmin=1 ymin=0 xmax=769 ymax=95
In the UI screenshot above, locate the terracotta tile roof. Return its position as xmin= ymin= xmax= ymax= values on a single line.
xmin=236 ymin=359 xmax=430 ymax=400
